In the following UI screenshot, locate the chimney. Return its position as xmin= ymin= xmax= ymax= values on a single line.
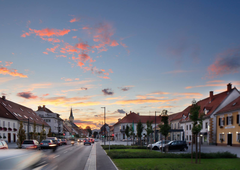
xmin=38 ymin=106 xmax=41 ymax=110
xmin=227 ymin=83 xmax=232 ymax=92
xmin=126 ymin=113 xmax=127 ymax=116
xmin=209 ymin=91 xmax=213 ymax=103
xmin=2 ymin=96 xmax=6 ymax=100
xmin=43 ymin=105 xmax=46 ymax=111
xmin=118 ymin=118 xmax=121 ymax=122
xmin=130 ymin=111 xmax=132 ymax=114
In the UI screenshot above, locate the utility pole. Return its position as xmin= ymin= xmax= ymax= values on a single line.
xmin=28 ymin=118 xmax=30 ymax=140
xmin=101 ymin=107 xmax=106 ymax=145
xmin=155 ymin=111 xmax=156 ymax=142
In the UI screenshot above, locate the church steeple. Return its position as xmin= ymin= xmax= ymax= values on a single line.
xmin=69 ymin=107 xmax=74 ymax=123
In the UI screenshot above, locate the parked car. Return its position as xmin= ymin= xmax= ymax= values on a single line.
xmin=90 ymin=138 xmax=94 ymax=143
xmin=46 ymin=137 xmax=58 ymax=145
xmin=147 ymin=140 xmax=170 ymax=150
xmin=61 ymin=139 xmax=67 ymax=145
xmin=40 ymin=139 xmax=57 ymax=149
xmin=163 ymin=141 xmax=188 ymax=151
xmin=0 ymin=140 xmax=8 ymax=149
xmin=84 ymin=138 xmax=91 ymax=145
xmin=22 ymin=140 xmax=40 ymax=150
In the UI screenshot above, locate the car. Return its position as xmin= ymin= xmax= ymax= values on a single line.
xmin=57 ymin=139 xmax=62 ymax=146
xmin=46 ymin=137 xmax=58 ymax=145
xmin=90 ymin=138 xmax=94 ymax=143
xmin=83 ymin=138 xmax=91 ymax=145
xmin=61 ymin=139 xmax=67 ymax=145
xmin=94 ymin=139 xmax=99 ymax=142
xmin=0 ymin=140 xmax=8 ymax=149
xmin=147 ymin=140 xmax=170 ymax=150
xmin=40 ymin=139 xmax=57 ymax=149
xmin=22 ymin=140 xmax=40 ymax=150
xmin=163 ymin=141 xmax=188 ymax=151
xmin=77 ymin=138 xmax=82 ymax=142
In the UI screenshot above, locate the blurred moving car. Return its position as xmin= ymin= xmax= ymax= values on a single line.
xmin=163 ymin=141 xmax=188 ymax=151
xmin=0 ymin=149 xmax=43 ymax=169
xmin=90 ymin=138 xmax=95 ymax=143
xmin=84 ymin=138 xmax=91 ymax=145
xmin=57 ymin=139 xmax=62 ymax=146
xmin=22 ymin=140 xmax=40 ymax=149
xmin=77 ymin=138 xmax=82 ymax=142
xmin=147 ymin=140 xmax=170 ymax=150
xmin=61 ymin=139 xmax=67 ymax=145
xmin=0 ymin=140 xmax=8 ymax=149
xmin=40 ymin=139 xmax=57 ymax=149
xmin=46 ymin=137 xmax=58 ymax=146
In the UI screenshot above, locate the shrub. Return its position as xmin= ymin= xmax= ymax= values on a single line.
xmin=107 ymin=150 xmax=237 ymax=159
xmin=101 ymin=145 xmax=147 ymax=150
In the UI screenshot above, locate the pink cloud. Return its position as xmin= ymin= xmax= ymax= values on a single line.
xmin=70 ymin=18 xmax=80 ymax=23
xmin=5 ymin=62 xmax=13 ymax=67
xmin=72 ymin=36 xmax=77 ymax=39
xmin=46 ymin=45 xmax=60 ymax=53
xmin=17 ymin=91 xmax=38 ymax=99
xmin=21 ymin=28 xmax=70 ymax=37
xmin=0 ymin=67 xmax=28 ymax=78
xmin=41 ymin=37 xmax=62 ymax=43
xmin=208 ymin=47 xmax=240 ymax=78
xmin=43 ymin=52 xmax=48 ymax=55
xmin=72 ymin=29 xmax=78 ymax=31
xmin=82 ymin=26 xmax=90 ymax=30
xmin=109 ymin=69 xmax=113 ymax=73
xmin=110 ymin=40 xmax=119 ymax=47
xmin=75 ymin=42 xmax=91 ymax=51
xmin=56 ymin=55 xmax=67 ymax=57
xmin=120 ymin=42 xmax=128 ymax=48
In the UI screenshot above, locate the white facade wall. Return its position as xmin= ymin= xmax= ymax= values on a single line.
xmin=114 ymin=123 xmax=154 ymax=141
xmin=0 ymin=118 xmax=18 ymax=143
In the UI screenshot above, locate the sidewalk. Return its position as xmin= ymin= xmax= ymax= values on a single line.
xmin=96 ymin=142 xmax=118 ymax=170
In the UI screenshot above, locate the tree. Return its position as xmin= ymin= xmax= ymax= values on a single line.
xmin=189 ymin=99 xmax=203 ymax=164
xmin=137 ymin=120 xmax=144 ymax=145
xmin=129 ymin=124 xmax=134 ymax=145
xmin=125 ymin=124 xmax=130 ymax=146
xmin=39 ymin=124 xmax=46 ymax=142
xmin=47 ymin=128 xmax=52 ymax=137
xmin=86 ymin=126 xmax=92 ymax=137
xmin=33 ymin=121 xmax=37 ymax=140
xmin=17 ymin=121 xmax=26 ymax=148
xmin=159 ymin=110 xmax=171 ymax=152
xmin=146 ymin=120 xmax=153 ymax=146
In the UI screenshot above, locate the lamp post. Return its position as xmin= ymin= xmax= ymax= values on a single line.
xmin=101 ymin=107 xmax=106 ymax=145
xmin=155 ymin=111 xmax=160 ymax=142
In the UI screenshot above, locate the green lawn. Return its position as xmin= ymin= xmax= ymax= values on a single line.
xmin=113 ymin=158 xmax=240 ymax=170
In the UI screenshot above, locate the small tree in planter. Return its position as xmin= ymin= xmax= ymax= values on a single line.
xmin=137 ymin=120 xmax=144 ymax=146
xmin=17 ymin=121 xmax=26 ymax=148
xmin=220 ymin=138 xmax=224 ymax=143
xmin=3 ymin=135 xmax=6 ymax=139
xmin=33 ymin=121 xmax=37 ymax=140
xmin=125 ymin=125 xmax=130 ymax=146
xmin=47 ymin=128 xmax=52 ymax=137
xmin=39 ymin=124 xmax=46 ymax=142
xmin=0 ymin=135 xmax=2 ymax=139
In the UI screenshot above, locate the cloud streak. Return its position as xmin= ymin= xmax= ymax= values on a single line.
xmin=102 ymin=88 xmax=114 ymax=95
xmin=0 ymin=67 xmax=28 ymax=78
xmin=17 ymin=91 xmax=38 ymax=99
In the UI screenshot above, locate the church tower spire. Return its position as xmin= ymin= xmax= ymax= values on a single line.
xmin=69 ymin=107 xmax=74 ymax=123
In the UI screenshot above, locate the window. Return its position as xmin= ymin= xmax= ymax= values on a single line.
xmin=13 ymin=123 xmax=15 ymax=128
xmin=0 ymin=120 xmax=1 ymax=126
xmin=174 ymin=124 xmax=176 ymax=129
xmin=237 ymin=133 xmax=240 ymax=142
xmin=189 ymin=125 xmax=191 ymax=130
xmin=186 ymin=125 xmax=188 ymax=130
xmin=220 ymin=134 xmax=225 ymax=142
xmin=189 ymin=135 xmax=191 ymax=141
xmin=205 ymin=122 xmax=208 ymax=129
xmin=186 ymin=135 xmax=188 ymax=140
xmin=8 ymin=122 xmax=10 ymax=127
xmin=178 ymin=123 xmax=180 ymax=129
xmin=3 ymin=121 xmax=5 ymax=127
xmin=237 ymin=114 xmax=240 ymax=124
xmin=227 ymin=116 xmax=233 ymax=125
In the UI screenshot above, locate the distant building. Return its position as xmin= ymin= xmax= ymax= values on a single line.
xmin=0 ymin=96 xmax=50 ymax=143
xmin=36 ymin=105 xmax=63 ymax=137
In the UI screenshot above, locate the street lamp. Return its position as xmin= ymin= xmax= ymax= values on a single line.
xmin=155 ymin=111 xmax=160 ymax=142
xmin=101 ymin=107 xmax=106 ymax=145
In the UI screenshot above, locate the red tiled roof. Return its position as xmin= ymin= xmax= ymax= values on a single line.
xmin=114 ymin=112 xmax=162 ymax=125
xmin=179 ymin=88 xmax=234 ymax=122
xmin=0 ymin=97 xmax=50 ymax=127
xmin=216 ymin=96 xmax=240 ymax=114
xmin=169 ymin=112 xmax=183 ymax=121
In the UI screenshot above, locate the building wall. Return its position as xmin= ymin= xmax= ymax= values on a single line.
xmin=0 ymin=118 xmax=18 ymax=143
xmin=216 ymin=110 xmax=240 ymax=146
xmin=210 ymin=89 xmax=240 ymax=144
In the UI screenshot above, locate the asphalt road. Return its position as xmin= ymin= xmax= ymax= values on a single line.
xmin=33 ymin=141 xmax=92 ymax=170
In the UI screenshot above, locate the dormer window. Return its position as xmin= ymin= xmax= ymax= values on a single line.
xmin=24 ymin=115 xmax=28 ymax=119
xmin=20 ymin=108 xmax=24 ymax=111
xmin=204 ymin=108 xmax=209 ymax=115
xmin=8 ymin=104 xmax=12 ymax=108
xmin=2 ymin=102 xmax=6 ymax=106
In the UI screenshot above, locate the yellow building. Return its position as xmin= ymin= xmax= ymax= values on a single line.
xmin=215 ymin=96 xmax=240 ymax=146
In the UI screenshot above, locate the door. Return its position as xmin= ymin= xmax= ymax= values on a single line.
xmin=227 ymin=134 xmax=232 ymax=146
xmin=13 ymin=134 xmax=16 ymax=142
xmin=8 ymin=133 xmax=11 ymax=143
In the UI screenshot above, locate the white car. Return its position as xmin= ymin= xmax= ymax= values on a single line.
xmin=147 ymin=140 xmax=170 ymax=150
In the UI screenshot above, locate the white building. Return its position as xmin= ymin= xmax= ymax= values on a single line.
xmin=0 ymin=96 xmax=50 ymax=143
xmin=36 ymin=105 xmax=63 ymax=136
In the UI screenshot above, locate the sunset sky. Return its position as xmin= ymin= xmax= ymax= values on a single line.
xmin=1 ymin=1 xmax=240 ymax=129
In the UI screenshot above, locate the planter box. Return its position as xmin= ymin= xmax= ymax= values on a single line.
xmin=3 ymin=127 xmax=7 ymax=131
xmin=14 ymin=128 xmax=17 ymax=131
xmin=0 ymin=127 xmax=2 ymax=131
xmin=8 ymin=128 xmax=12 ymax=131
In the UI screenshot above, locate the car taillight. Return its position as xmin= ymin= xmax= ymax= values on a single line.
xmin=40 ymin=143 xmax=43 ymax=145
xmin=48 ymin=143 xmax=52 ymax=145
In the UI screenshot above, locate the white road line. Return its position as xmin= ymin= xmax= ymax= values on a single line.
xmin=53 ymin=155 xmax=59 ymax=158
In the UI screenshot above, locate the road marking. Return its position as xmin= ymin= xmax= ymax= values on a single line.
xmin=53 ymin=155 xmax=59 ymax=158
xmin=32 ymin=164 xmax=48 ymax=170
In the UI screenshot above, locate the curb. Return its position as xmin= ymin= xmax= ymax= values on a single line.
xmin=102 ymin=149 xmax=119 ymax=170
